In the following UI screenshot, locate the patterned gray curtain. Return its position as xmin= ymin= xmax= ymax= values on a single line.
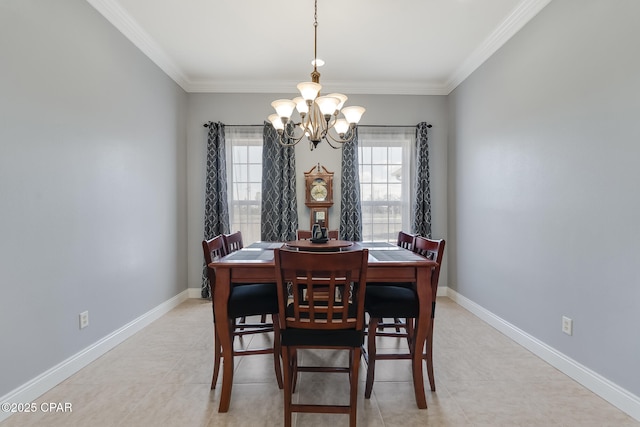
xmin=202 ymin=121 xmax=230 ymax=298
xmin=412 ymin=122 xmax=432 ymax=237
xmin=339 ymin=128 xmax=362 ymax=241
xmin=260 ymin=123 xmax=298 ymax=241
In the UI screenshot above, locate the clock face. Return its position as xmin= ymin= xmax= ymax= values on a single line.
xmin=310 ymin=183 xmax=328 ymax=201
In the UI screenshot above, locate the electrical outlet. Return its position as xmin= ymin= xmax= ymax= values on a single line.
xmin=562 ymin=316 xmax=573 ymax=335
xmin=79 ymin=311 xmax=89 ymax=329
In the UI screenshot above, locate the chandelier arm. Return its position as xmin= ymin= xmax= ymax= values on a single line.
xmin=298 ymin=119 xmax=314 ymax=140
xmin=281 ymin=122 xmax=304 ymax=139
xmin=277 ymin=132 xmax=304 ymax=147
xmin=277 ymin=123 xmax=306 ymax=146
xmin=325 ymin=114 xmax=337 ymax=129
xmin=324 ymin=127 xmax=356 ymax=145
xmin=323 ymin=138 xmax=343 ymax=150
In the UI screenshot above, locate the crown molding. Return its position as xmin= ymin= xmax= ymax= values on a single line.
xmin=88 ymin=0 xmax=551 ymax=95
xmin=86 ymin=0 xmax=190 ymax=91
xmin=185 ymin=79 xmax=450 ymax=96
xmin=444 ymin=0 xmax=553 ymax=94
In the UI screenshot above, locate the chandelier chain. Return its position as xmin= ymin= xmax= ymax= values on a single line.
xmin=313 ymin=0 xmax=318 ymax=69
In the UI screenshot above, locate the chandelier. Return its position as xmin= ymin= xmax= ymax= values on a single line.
xmin=268 ymin=0 xmax=365 ymax=150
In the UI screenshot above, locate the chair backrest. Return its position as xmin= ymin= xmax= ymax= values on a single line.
xmin=396 ymin=231 xmax=416 ymax=250
xmin=273 ymin=248 xmax=369 ymax=331
xmin=202 ymin=235 xmax=227 ymax=298
xmin=296 ymin=229 xmax=339 ymax=240
xmin=223 ymin=231 xmax=243 ymax=254
xmin=296 ymin=230 xmax=312 ymax=239
xmin=203 ymin=235 xmax=227 ymax=266
xmin=413 ymin=236 xmax=446 ymax=298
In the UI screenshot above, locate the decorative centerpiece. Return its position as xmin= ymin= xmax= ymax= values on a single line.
xmin=310 ymin=223 xmax=329 ymax=243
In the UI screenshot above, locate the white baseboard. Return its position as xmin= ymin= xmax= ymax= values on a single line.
xmin=436 ymin=285 xmax=448 ymax=297
xmin=446 ymin=287 xmax=640 ymax=422
xmin=187 ymin=287 xmax=205 ymax=299
xmin=0 ymin=290 xmax=189 ymax=423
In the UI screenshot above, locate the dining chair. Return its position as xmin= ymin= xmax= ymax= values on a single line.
xmin=363 ymin=236 xmax=445 ymax=404
xmin=372 ymin=231 xmax=417 ymax=333
xmin=296 ymin=229 xmax=339 ymax=240
xmin=202 ymin=235 xmax=283 ymax=392
xmin=273 ymin=247 xmax=369 ymax=427
xmin=222 ymin=230 xmax=244 ymax=253
xmin=396 ymin=230 xmax=416 ymax=250
xmin=223 ymin=231 xmax=266 ymax=325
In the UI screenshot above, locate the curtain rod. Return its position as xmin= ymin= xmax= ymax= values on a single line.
xmin=203 ymin=123 xmax=432 ymax=128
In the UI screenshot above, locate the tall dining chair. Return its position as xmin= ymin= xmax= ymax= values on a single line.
xmin=396 ymin=230 xmax=416 ymax=250
xmin=202 ymin=235 xmax=283 ymax=392
xmin=371 ymin=231 xmax=416 ymax=333
xmin=222 ymin=230 xmax=244 ymax=253
xmin=296 ymin=229 xmax=339 ymax=240
xmin=363 ymin=236 xmax=445 ymax=405
xmin=223 ymin=231 xmax=266 ymax=325
xmin=273 ymin=247 xmax=369 ymax=427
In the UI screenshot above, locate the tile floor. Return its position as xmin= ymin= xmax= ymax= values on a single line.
xmin=1 ymin=297 xmax=638 ymax=426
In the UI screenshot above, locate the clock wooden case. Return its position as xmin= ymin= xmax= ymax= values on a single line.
xmin=304 ymin=165 xmax=334 ymax=228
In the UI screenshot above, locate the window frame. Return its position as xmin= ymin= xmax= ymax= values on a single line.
xmin=225 ymin=126 xmax=263 ymax=244
xmin=358 ymin=127 xmax=415 ymax=242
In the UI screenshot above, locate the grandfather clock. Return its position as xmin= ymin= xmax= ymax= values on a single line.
xmin=304 ymin=164 xmax=334 ymax=229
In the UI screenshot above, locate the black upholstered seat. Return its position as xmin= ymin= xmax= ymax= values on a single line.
xmin=228 ymin=283 xmax=279 ymax=318
xmin=365 ymin=285 xmax=419 ymax=318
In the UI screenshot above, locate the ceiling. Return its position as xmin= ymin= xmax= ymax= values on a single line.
xmin=87 ymin=0 xmax=551 ymax=95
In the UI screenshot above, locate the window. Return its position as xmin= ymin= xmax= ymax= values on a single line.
xmin=226 ymin=126 xmax=263 ymax=244
xmin=358 ymin=127 xmax=414 ymax=242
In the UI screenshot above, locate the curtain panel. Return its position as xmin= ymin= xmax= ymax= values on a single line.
xmin=260 ymin=123 xmax=298 ymax=241
xmin=339 ymin=128 xmax=363 ymax=241
xmin=412 ymin=122 xmax=432 ymax=238
xmin=202 ymin=121 xmax=230 ymax=298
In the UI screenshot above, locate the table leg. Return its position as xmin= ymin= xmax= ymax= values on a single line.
xmin=214 ymin=268 xmax=234 ymax=412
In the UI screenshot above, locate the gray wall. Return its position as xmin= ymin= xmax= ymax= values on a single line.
xmin=448 ymin=0 xmax=640 ymax=396
xmin=9 ymin=0 xmax=638 ymax=410
xmin=0 ymin=0 xmax=188 ymax=396
xmin=186 ymin=93 xmax=448 ymax=292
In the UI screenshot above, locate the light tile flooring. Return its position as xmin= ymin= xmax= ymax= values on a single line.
xmin=2 ymin=297 xmax=638 ymax=427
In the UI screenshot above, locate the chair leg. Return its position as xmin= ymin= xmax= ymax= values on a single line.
xmin=281 ymin=345 xmax=293 ymax=427
xmin=272 ymin=314 xmax=283 ymax=389
xmin=350 ymin=347 xmax=362 ymax=427
xmin=393 ymin=317 xmax=402 ymax=333
xmin=411 ymin=316 xmax=429 ymax=409
xmin=364 ymin=317 xmax=379 ymax=398
xmin=211 ymin=327 xmax=222 ymax=389
xmin=291 ymin=348 xmax=299 ymax=393
xmin=348 ymin=348 xmax=353 ymax=381
xmin=426 ymin=333 xmax=436 ymax=391
xmin=406 ymin=317 xmax=415 ymax=348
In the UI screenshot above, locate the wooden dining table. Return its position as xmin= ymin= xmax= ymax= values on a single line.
xmin=208 ymin=241 xmax=438 ymax=412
